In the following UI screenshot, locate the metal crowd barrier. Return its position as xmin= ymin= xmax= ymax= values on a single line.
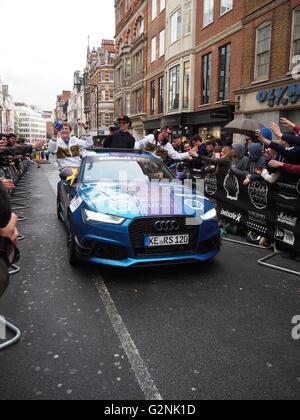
xmin=0 ymin=158 xmax=33 ymax=351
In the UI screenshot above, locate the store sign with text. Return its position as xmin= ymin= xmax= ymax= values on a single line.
xmin=256 ymin=84 xmax=300 ymax=108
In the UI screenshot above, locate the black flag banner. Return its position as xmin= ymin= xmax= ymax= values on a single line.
xmin=204 ymin=173 xmax=300 ymax=252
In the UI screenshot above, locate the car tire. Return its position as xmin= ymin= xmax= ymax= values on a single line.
xmin=57 ymin=198 xmax=63 ymax=221
xmin=68 ymin=218 xmax=78 ymax=266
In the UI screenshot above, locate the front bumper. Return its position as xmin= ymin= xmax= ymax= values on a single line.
xmin=72 ymin=214 xmax=221 ymax=268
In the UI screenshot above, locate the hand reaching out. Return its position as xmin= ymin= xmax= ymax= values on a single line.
xmin=270 ymin=123 xmax=283 ymax=139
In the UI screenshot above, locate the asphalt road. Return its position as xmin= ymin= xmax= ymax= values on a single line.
xmin=0 ymin=161 xmax=300 ymax=400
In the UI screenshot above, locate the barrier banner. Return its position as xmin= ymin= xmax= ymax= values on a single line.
xmin=204 ymin=172 xmax=300 ymax=251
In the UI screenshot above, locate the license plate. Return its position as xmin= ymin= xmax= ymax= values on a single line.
xmin=144 ymin=235 xmax=190 ymax=248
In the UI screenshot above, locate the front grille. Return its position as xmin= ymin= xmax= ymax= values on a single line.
xmin=129 ymin=217 xmax=200 ymax=257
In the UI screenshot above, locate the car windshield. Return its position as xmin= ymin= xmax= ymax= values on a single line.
xmin=83 ymin=155 xmax=174 ymax=183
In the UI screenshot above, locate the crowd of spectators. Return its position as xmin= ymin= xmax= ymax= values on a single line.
xmin=0 ymin=133 xmax=41 ymax=297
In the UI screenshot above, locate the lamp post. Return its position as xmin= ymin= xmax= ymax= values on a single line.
xmin=0 ymin=105 xmax=3 ymax=133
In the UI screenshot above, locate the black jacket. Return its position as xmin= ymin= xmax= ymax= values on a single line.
xmin=0 ymin=183 xmax=11 ymax=229
xmin=269 ymin=141 xmax=300 ymax=165
xmin=104 ymin=131 xmax=135 ymax=149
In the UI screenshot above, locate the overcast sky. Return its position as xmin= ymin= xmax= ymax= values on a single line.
xmin=0 ymin=0 xmax=115 ymax=111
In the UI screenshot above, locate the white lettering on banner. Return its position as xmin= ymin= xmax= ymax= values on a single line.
xmin=275 ymin=227 xmax=295 ymax=247
xmin=223 ymin=174 xmax=240 ymax=201
xmin=220 ymin=209 xmax=242 ymax=223
xmin=205 ymin=174 xmax=218 ymax=196
xmin=277 ymin=212 xmax=298 ymax=228
xmin=248 ymin=180 xmax=268 ymax=210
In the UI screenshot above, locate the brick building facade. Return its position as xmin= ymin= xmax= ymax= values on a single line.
xmin=235 ymin=0 xmax=300 ymax=129
xmin=144 ymin=0 xmax=166 ymax=132
xmin=114 ymin=0 xmax=300 ymax=139
xmin=114 ymin=0 xmax=148 ymax=138
xmin=190 ymin=0 xmax=245 ymax=139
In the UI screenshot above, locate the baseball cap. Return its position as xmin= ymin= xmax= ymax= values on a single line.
xmin=117 ymin=115 xmax=131 ymax=125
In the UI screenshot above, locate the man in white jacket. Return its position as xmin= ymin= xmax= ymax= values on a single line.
xmin=135 ymin=126 xmax=194 ymax=162
xmin=48 ymin=122 xmax=94 ymax=171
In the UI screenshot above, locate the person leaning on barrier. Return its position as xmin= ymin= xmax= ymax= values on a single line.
xmin=197 ymin=146 xmax=233 ymax=175
xmin=0 ymin=183 xmax=18 ymax=298
xmin=243 ymin=143 xmax=267 ymax=186
xmin=230 ymin=143 xmax=250 ymax=178
xmin=256 ymin=125 xmax=300 ymax=183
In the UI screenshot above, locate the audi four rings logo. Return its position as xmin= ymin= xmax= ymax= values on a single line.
xmin=154 ymin=220 xmax=180 ymax=232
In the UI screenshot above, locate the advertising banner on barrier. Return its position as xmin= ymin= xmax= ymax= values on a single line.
xmin=204 ymin=173 xmax=300 ymax=251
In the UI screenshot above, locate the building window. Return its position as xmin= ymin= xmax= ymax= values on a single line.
xmin=203 ymin=0 xmax=214 ymax=27
xmin=136 ymin=17 xmax=144 ymax=38
xmin=255 ymin=23 xmax=271 ymax=81
xmin=184 ymin=2 xmax=192 ymax=35
xmin=151 ymin=81 xmax=156 ymax=115
xmin=151 ymin=37 xmax=157 ymax=63
xmin=183 ymin=62 xmax=190 ymax=109
xmin=202 ymin=53 xmax=212 ymax=104
xmin=160 ymin=0 xmax=166 ymax=13
xmin=220 ymin=0 xmax=233 ymax=16
xmin=152 ymin=0 xmax=157 ymax=21
xmin=125 ymin=93 xmax=131 ymax=115
xmin=170 ymin=9 xmax=181 ymax=44
xmin=292 ymin=9 xmax=300 ymax=61
xmin=169 ymin=65 xmax=180 ymax=111
xmin=159 ymin=30 xmax=165 ymax=58
xmin=218 ymin=43 xmax=231 ymax=101
xmin=158 ymin=76 xmax=164 ymax=114
xmin=109 ymin=113 xmax=114 ymax=126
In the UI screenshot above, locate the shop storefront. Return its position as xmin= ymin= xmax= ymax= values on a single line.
xmin=185 ymin=105 xmax=235 ymax=141
xmin=144 ymin=118 xmax=162 ymax=134
xmin=236 ymin=82 xmax=300 ymax=128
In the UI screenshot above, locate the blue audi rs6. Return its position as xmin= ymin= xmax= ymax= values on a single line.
xmin=57 ymin=150 xmax=221 ymax=267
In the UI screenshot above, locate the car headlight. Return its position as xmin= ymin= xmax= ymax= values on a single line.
xmin=83 ymin=209 xmax=125 ymax=225
xmin=201 ymin=208 xmax=218 ymax=221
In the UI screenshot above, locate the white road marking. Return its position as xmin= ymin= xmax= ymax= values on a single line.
xmin=94 ymin=276 xmax=163 ymax=401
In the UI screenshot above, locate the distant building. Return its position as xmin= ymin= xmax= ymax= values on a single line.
xmin=42 ymin=110 xmax=55 ymax=139
xmin=84 ymin=39 xmax=115 ymax=137
xmin=55 ymin=91 xmax=71 ymax=122
xmin=15 ymin=103 xmax=47 ymax=142
xmin=67 ymin=71 xmax=87 ymax=138
xmin=0 ymin=81 xmax=15 ymax=134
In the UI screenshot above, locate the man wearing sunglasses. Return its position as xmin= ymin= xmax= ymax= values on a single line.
xmin=104 ymin=116 xmax=135 ymax=149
